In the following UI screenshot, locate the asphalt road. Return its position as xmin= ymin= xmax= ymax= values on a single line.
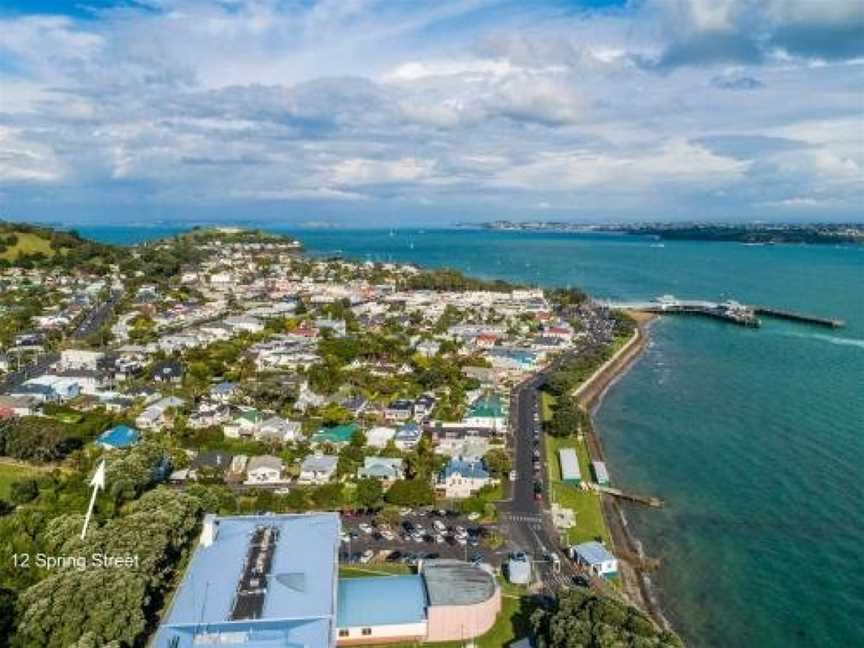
xmin=72 ymin=290 xmax=122 ymax=339
xmin=497 ymin=373 xmax=579 ymax=590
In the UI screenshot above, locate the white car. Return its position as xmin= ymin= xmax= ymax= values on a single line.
xmin=359 ymin=549 xmax=374 ymax=564
xmin=433 ymin=520 xmax=447 ymax=533
xmin=381 ymin=529 xmax=395 ymax=541
xmin=466 ymin=512 xmax=481 ymax=521
xmin=412 ymin=532 xmax=425 ymax=543
xmin=455 ymin=525 xmax=467 ymax=537
xmin=509 ymin=469 xmax=518 ymax=482
xmin=358 ymin=523 xmax=373 ymax=534
xmin=435 ymin=534 xmax=446 ymax=544
xmin=456 ymin=535 xmax=468 ymax=546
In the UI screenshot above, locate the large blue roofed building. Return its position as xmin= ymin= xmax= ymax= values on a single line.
xmin=153 ymin=513 xmax=340 ymax=647
xmin=336 ymin=576 xmax=427 ymax=644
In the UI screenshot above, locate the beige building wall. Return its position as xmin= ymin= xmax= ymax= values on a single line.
xmin=424 ymin=587 xmax=502 ymax=642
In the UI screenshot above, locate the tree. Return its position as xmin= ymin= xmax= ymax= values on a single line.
xmin=529 ymin=588 xmax=683 ymax=648
xmin=483 ymin=448 xmax=512 ymax=479
xmin=546 ymin=393 xmax=582 ymax=438
xmin=355 ymin=478 xmax=384 ymax=511
xmin=9 ymin=480 xmax=38 ymax=505
xmin=384 ymin=479 xmax=435 ymax=507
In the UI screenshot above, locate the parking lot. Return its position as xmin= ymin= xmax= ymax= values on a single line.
xmin=339 ymin=510 xmax=503 ymax=567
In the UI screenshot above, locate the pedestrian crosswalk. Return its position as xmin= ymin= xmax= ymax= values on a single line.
xmin=502 ymin=513 xmax=543 ymax=523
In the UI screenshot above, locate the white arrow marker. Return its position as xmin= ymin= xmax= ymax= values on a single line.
xmin=80 ymin=460 xmax=106 ymax=540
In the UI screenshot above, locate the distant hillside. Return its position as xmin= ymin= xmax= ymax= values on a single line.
xmin=0 ymin=222 xmax=117 ymax=271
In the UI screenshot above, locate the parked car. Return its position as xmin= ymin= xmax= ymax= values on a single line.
xmin=359 ymin=549 xmax=374 ymax=564
xmin=509 ymin=469 xmax=518 ymax=482
xmin=358 ymin=523 xmax=373 ymax=534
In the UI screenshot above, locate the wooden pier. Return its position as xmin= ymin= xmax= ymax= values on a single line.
xmin=596 ymin=485 xmax=665 ymax=508
xmin=754 ymin=307 xmax=844 ymax=328
xmin=605 ymin=296 xmax=842 ymax=330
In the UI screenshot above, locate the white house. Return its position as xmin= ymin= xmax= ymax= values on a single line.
xmin=570 ymin=541 xmax=618 ymax=579
xmin=436 ymin=457 xmax=492 ymax=499
xmin=224 ymin=315 xmax=264 ymax=334
xmin=255 ymin=417 xmax=302 ymax=443
xmin=298 ymin=454 xmax=338 ymax=484
xmin=59 ymin=349 xmax=104 ymax=371
xmin=415 ymin=339 xmax=440 ymax=358
xmin=366 ymin=426 xmax=397 ymax=449
xmin=135 ymin=396 xmax=185 ymax=430
xmin=244 ymin=455 xmax=284 ymax=485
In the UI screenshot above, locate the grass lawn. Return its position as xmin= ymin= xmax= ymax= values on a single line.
xmin=0 ymin=232 xmax=56 ymax=261
xmin=544 ymin=434 xmax=610 ymax=546
xmin=0 ymin=463 xmax=42 ymax=500
xmin=338 ymin=564 xmax=413 ymax=578
xmin=540 ymin=390 xmax=556 ymax=423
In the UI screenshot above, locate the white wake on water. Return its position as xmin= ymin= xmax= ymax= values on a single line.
xmin=778 ymin=331 xmax=864 ymax=350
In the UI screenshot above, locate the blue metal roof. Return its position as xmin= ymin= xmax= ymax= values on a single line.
xmin=573 ymin=541 xmax=614 ymax=565
xmin=153 ymin=618 xmax=331 ymax=648
xmin=97 ymin=425 xmax=139 ymax=449
xmin=442 ymin=458 xmax=490 ymax=480
xmin=157 ymin=513 xmax=340 ymax=647
xmin=336 ymin=576 xmax=426 ymax=628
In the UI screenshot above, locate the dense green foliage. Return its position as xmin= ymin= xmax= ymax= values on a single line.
xmin=530 ymin=589 xmax=683 ymax=648
xmin=383 ymin=479 xmax=435 ymax=507
xmin=402 ymin=268 xmax=518 ymax=292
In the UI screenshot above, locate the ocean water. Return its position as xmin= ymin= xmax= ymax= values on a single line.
xmin=80 ymin=225 xmax=864 ymax=647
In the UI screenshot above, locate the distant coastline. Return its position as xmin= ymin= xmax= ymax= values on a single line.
xmin=474 ymin=220 xmax=864 ymax=245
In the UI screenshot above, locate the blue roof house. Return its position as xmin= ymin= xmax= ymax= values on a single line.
xmin=436 ymin=457 xmax=492 ymax=499
xmin=97 ymin=425 xmax=140 ymax=450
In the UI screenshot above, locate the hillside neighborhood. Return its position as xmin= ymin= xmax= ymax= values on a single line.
xmin=0 ymin=225 xmax=679 ymax=648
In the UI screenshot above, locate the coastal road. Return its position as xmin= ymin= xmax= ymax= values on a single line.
xmin=499 ymin=372 xmax=579 ymax=591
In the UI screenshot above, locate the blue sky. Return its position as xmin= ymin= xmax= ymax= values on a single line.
xmin=0 ymin=0 xmax=861 ymax=225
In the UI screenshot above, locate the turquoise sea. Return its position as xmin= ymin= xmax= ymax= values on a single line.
xmin=79 ymin=225 xmax=864 ymax=647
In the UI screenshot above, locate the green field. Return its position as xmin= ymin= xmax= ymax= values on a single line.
xmin=0 ymin=232 xmax=56 ymax=261
xmin=338 ymin=564 xmax=413 ymax=579
xmin=540 ymin=390 xmax=556 ymax=423
xmin=545 ymin=434 xmax=610 ymax=545
xmin=0 ymin=463 xmax=41 ymax=500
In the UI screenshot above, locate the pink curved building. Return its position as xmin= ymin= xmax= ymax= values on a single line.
xmin=421 ymin=560 xmax=502 ymax=643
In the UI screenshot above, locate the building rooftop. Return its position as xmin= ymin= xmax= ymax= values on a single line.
xmin=422 ymin=559 xmax=497 ymax=606
xmin=336 ymin=576 xmax=427 ymax=628
xmin=155 ymin=513 xmax=340 ymax=648
xmin=572 ymin=541 xmax=615 ymax=565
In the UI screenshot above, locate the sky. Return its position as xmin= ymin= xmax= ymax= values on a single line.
xmin=0 ymin=0 xmax=862 ymax=226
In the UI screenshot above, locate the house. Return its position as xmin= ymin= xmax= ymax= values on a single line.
xmin=436 ymin=457 xmax=491 ymax=499
xmin=357 ymin=457 xmax=403 ymax=483
xmin=59 ymin=348 xmax=104 ymax=371
xmin=0 ymin=395 xmax=36 ymax=417
xmin=210 ymin=381 xmax=237 ymax=402
xmin=224 ymin=315 xmax=264 ymax=334
xmin=385 ymin=399 xmax=414 ymax=422
xmin=413 ymin=394 xmax=436 ymax=418
xmin=394 ymin=422 xmax=422 ymax=450
xmin=340 ymin=395 xmax=368 ymax=417
xmin=152 ymin=359 xmax=184 ymax=383
xmin=366 ymin=426 xmax=397 ymax=449
xmin=299 ymin=454 xmax=338 ymax=484
xmin=14 ymin=376 xmax=81 ymax=402
xmin=190 ymin=451 xmax=233 ymax=481
xmin=570 ymin=541 xmax=618 ymax=578
xmin=314 ymin=318 xmax=347 ymax=337
xmin=97 ymin=425 xmax=139 ymax=450
xmin=415 ymin=339 xmax=440 ymax=358
xmin=135 ymin=395 xmax=185 ymax=429
xmin=244 ymin=455 xmax=284 ymax=485
xmin=255 ymin=416 xmax=302 ymax=443
xmin=223 ymin=408 xmax=265 ymax=439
